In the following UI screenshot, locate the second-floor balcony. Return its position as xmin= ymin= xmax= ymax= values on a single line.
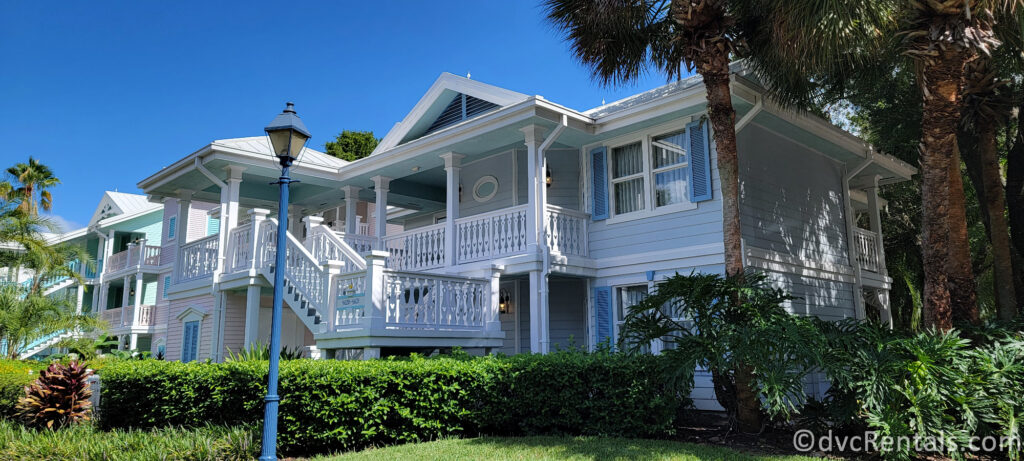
xmin=100 ymin=304 xmax=159 ymax=329
xmin=853 ymin=228 xmax=883 ymax=274
xmin=104 ymin=242 xmax=162 ymax=277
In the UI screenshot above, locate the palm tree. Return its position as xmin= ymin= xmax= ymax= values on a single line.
xmin=7 ymin=157 xmax=60 ymax=216
xmin=543 ymin=0 xmax=880 ymax=432
xmin=0 ymin=285 xmax=99 ymax=359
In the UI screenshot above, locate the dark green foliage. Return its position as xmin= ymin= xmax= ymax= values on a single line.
xmin=815 ymin=320 xmax=1024 ymax=460
xmin=0 ymin=373 xmax=35 ymax=420
xmin=619 ymin=271 xmax=821 ymax=422
xmin=16 ymin=361 xmax=92 ymax=429
xmin=323 ymin=130 xmax=379 ymax=161
xmin=97 ymin=352 xmax=682 ymax=456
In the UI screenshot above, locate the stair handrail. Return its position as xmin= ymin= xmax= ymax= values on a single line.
xmin=258 ymin=218 xmax=328 ymax=309
xmin=307 ymin=223 xmax=367 ymax=271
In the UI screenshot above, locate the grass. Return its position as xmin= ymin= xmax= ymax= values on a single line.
xmin=0 ymin=420 xmax=257 ymax=460
xmin=317 ymin=436 xmax=819 ymax=461
xmin=0 ymin=420 xmax=816 ymax=460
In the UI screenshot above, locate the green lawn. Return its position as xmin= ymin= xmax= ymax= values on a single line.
xmin=318 ymin=437 xmax=819 ymax=461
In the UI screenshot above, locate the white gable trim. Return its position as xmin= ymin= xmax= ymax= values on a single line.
xmin=373 ymin=73 xmax=529 ymax=154
xmin=89 ymin=194 xmax=124 ymax=226
xmin=176 ymin=306 xmax=210 ymax=322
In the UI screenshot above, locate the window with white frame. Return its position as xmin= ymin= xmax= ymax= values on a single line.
xmin=615 ymin=284 xmax=649 ymax=338
xmin=181 ymin=320 xmax=199 ymax=362
xmin=608 ymin=129 xmax=690 ymax=216
xmin=611 ymin=142 xmax=646 ymax=215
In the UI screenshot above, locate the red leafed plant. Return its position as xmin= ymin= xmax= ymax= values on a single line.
xmin=16 ymin=361 xmax=93 ymax=429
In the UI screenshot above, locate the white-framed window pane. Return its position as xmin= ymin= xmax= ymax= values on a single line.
xmin=655 ymin=168 xmax=688 ymax=207
xmin=612 ymin=142 xmax=644 ymax=178
xmin=614 ymin=178 xmax=645 ymax=214
xmin=616 ymin=285 xmax=649 ymax=321
xmin=652 ymin=131 xmax=686 ymax=169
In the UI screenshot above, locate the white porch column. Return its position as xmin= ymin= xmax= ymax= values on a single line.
xmin=441 ymin=153 xmax=464 ymax=267
xmin=75 ymin=284 xmax=85 ymax=315
xmin=341 ymin=186 xmax=361 ymax=235
xmin=520 ymin=126 xmax=547 ymax=252
xmin=133 ymin=275 xmax=144 ymax=324
xmin=217 ymin=166 xmax=245 ymax=275
xmin=371 ymin=176 xmax=391 ymax=249
xmin=121 ymin=275 xmax=130 ymax=326
xmin=529 ymin=270 xmax=544 ymax=353
xmin=303 ymin=215 xmax=324 ymax=243
xmin=243 ymin=284 xmax=261 ymax=348
xmin=129 ymin=333 xmax=139 ymax=351
xmin=865 ymin=176 xmax=887 ymax=276
xmin=175 ymin=190 xmax=193 ymax=245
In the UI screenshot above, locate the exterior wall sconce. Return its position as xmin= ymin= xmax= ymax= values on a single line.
xmin=499 ymin=288 xmax=512 ymax=314
xmin=545 ymin=167 xmax=552 ymax=188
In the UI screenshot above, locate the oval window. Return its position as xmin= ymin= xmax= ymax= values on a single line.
xmin=473 ymin=175 xmax=499 ymax=202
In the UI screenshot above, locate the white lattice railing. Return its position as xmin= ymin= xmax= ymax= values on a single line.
xmin=177 ymin=234 xmax=220 ymax=283
xmin=382 ymin=270 xmax=488 ymax=331
xmin=853 ymin=228 xmax=881 ymax=273
xmin=306 ymin=226 xmax=367 ymax=271
xmin=334 ymin=271 xmax=367 ymax=328
xmin=257 ymin=219 xmax=325 ymax=308
xmin=546 ymin=205 xmax=589 ymax=257
xmin=382 ymin=224 xmax=446 ymax=271
xmin=337 ymin=232 xmax=377 ymax=254
xmin=100 ymin=307 xmax=122 ymax=326
xmin=226 ymin=225 xmax=255 ymax=273
xmin=128 ymin=245 xmax=161 ymax=267
xmin=106 ymin=250 xmax=129 ymax=273
xmin=454 ymin=205 xmax=528 ymax=264
xmin=136 ymin=305 xmax=157 ymax=326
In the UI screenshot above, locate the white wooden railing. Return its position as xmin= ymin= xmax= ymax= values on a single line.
xmin=382 ymin=223 xmax=446 ymax=271
xmin=306 ymin=226 xmax=366 ymax=271
xmin=128 ymin=245 xmax=161 ymax=267
xmin=226 ymin=225 xmax=255 ymax=273
xmin=454 ymin=205 xmax=528 ymax=264
xmin=334 ymin=271 xmax=368 ymax=328
xmin=177 ymin=234 xmax=219 ymax=283
xmin=106 ymin=250 xmax=129 ymax=273
xmin=546 ymin=205 xmax=589 ymax=257
xmin=337 ymin=232 xmax=376 ymax=254
xmin=100 ymin=307 xmax=122 ymax=326
xmin=853 ymin=228 xmax=881 ymax=273
xmin=382 ymin=270 xmax=489 ymax=331
xmin=257 ymin=219 xmax=326 ymax=308
xmin=136 ymin=305 xmax=157 ymax=326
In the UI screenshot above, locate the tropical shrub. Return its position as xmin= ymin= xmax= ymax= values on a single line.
xmin=97 ymin=351 xmax=682 ymax=455
xmin=816 ymin=320 xmax=1024 ymax=460
xmin=618 ymin=271 xmax=824 ymax=427
xmin=224 ymin=341 xmax=305 ymax=361
xmin=16 ymin=361 xmax=92 ymax=429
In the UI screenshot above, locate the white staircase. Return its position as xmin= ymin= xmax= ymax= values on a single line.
xmin=19 ymin=331 xmax=76 ymax=359
xmin=42 ymin=277 xmax=78 ymax=297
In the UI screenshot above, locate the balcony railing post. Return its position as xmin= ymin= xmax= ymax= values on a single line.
xmin=362 ymin=251 xmax=388 ymax=332
xmin=322 ymin=260 xmax=343 ymax=334
xmin=248 ymin=209 xmax=269 ymax=273
xmin=486 ymin=264 xmax=504 ymax=332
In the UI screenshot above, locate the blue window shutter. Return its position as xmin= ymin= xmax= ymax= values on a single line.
xmin=162 ymin=276 xmax=170 ymax=299
xmin=590 ymin=147 xmax=609 ymax=220
xmin=687 ymin=121 xmax=713 ymax=202
xmin=594 ymin=286 xmax=613 ymax=345
xmin=182 ymin=321 xmax=195 ymax=361
xmin=207 ymin=216 xmax=220 ymax=236
xmin=168 ymin=217 xmax=176 ymax=238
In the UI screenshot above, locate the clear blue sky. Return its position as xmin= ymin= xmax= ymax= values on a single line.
xmin=1 ymin=1 xmax=679 ymax=231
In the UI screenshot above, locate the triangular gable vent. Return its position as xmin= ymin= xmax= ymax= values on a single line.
xmin=424 ymin=93 xmax=499 ymax=136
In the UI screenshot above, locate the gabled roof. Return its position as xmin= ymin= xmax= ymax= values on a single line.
xmin=88 ymin=191 xmax=161 ymax=227
xmin=373 ymin=72 xmax=530 ymax=154
xmin=210 ymin=137 xmax=347 ymax=169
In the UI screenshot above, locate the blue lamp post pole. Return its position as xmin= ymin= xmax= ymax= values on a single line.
xmin=260 ymin=102 xmax=311 ymax=461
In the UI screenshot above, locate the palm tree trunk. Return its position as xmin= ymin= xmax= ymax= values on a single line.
xmin=919 ymin=47 xmax=966 ymax=332
xmin=947 ymin=143 xmax=979 ymax=325
xmin=975 ymin=122 xmax=1018 ymax=320
xmin=694 ymin=45 xmax=758 ymax=433
xmin=1008 ymin=129 xmax=1024 ymax=304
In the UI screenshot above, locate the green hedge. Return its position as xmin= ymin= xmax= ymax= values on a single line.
xmin=97 ymin=352 xmax=684 ymax=455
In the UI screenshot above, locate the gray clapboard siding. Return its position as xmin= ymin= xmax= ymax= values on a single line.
xmin=737 ymin=123 xmax=850 ymax=266
xmin=459 ymin=150 xmax=516 ymax=217
xmin=515 ymin=148 xmax=582 ymax=211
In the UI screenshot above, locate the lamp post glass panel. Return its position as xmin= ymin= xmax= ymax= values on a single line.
xmin=260 ymin=102 xmax=310 ymax=461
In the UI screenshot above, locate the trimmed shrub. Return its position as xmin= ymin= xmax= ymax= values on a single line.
xmin=98 ymin=351 xmax=684 ymax=455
